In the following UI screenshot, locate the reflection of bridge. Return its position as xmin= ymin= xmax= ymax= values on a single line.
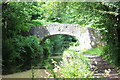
xmin=30 ymin=23 xmax=101 ymax=49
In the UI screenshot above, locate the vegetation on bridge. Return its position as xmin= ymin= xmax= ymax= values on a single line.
xmin=2 ymin=2 xmax=120 ymax=78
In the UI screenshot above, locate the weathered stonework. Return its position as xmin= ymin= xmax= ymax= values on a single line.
xmin=30 ymin=23 xmax=102 ymax=50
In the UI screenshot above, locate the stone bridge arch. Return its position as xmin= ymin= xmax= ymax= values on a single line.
xmin=41 ymin=34 xmax=78 ymax=43
xmin=30 ymin=23 xmax=101 ymax=49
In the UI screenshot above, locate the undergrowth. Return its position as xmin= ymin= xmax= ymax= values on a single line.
xmin=50 ymin=48 xmax=95 ymax=78
xmin=82 ymin=46 xmax=105 ymax=56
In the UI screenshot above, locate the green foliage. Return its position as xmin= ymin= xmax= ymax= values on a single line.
xmin=40 ymin=2 xmax=120 ymax=67
xmin=31 ymin=20 xmax=53 ymax=26
xmin=2 ymin=2 xmax=49 ymax=38
xmin=2 ymin=2 xmax=31 ymax=37
xmin=2 ymin=2 xmax=51 ymax=74
xmin=50 ymin=48 xmax=94 ymax=78
xmin=82 ymin=46 xmax=105 ymax=56
xmin=43 ymin=35 xmax=78 ymax=56
xmin=103 ymin=45 xmax=120 ymax=66
xmin=2 ymin=2 xmax=120 ymax=75
xmin=2 ymin=36 xmax=43 ymax=74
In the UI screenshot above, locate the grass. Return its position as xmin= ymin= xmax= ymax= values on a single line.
xmin=81 ymin=46 xmax=105 ymax=56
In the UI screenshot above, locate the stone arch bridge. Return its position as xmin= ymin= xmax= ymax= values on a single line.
xmin=30 ymin=23 xmax=102 ymax=49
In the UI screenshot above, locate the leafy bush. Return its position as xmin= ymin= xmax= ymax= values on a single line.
xmin=50 ymin=48 xmax=94 ymax=78
xmin=2 ymin=36 xmax=43 ymax=74
xmin=103 ymin=45 xmax=120 ymax=67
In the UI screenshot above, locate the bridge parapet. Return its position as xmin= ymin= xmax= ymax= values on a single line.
xmin=30 ymin=23 xmax=103 ymax=50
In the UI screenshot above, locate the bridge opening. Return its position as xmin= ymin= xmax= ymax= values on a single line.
xmin=41 ymin=34 xmax=80 ymax=57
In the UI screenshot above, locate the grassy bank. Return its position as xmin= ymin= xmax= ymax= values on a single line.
xmin=82 ymin=46 xmax=105 ymax=56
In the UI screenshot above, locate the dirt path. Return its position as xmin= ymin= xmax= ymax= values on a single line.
xmin=83 ymin=53 xmax=120 ymax=79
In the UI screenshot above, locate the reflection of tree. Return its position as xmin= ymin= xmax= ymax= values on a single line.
xmin=41 ymin=34 xmax=78 ymax=56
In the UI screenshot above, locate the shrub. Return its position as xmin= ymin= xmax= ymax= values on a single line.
xmin=50 ymin=48 xmax=94 ymax=78
xmin=2 ymin=36 xmax=43 ymax=74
